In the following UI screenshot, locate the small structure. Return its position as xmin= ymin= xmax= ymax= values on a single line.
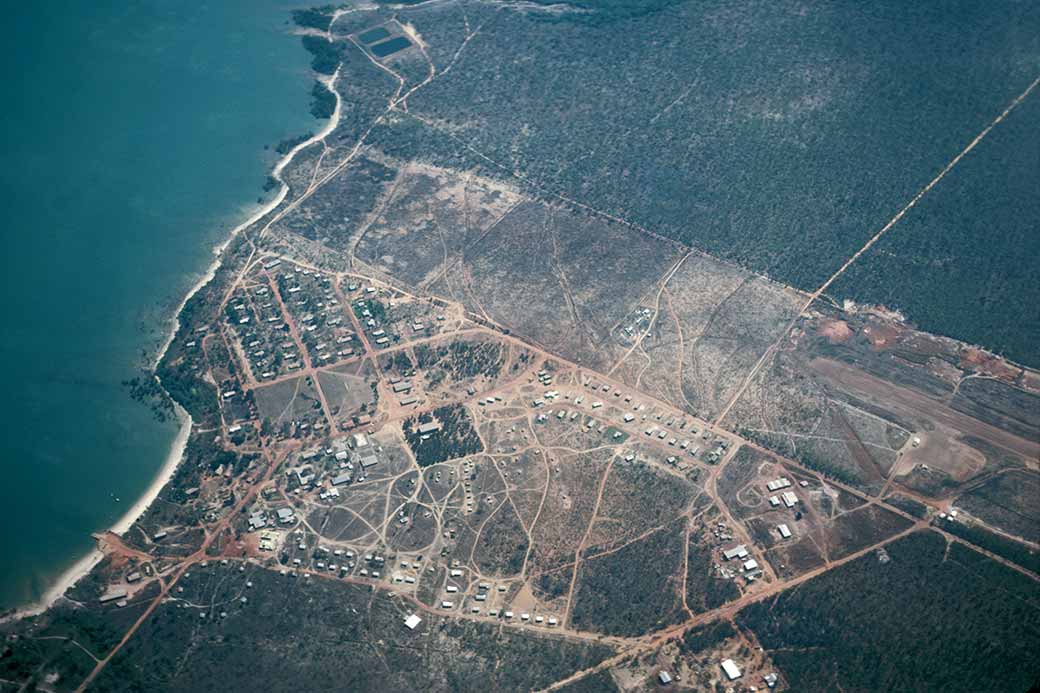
xmin=658 ymin=670 xmax=673 ymax=685
xmin=721 ymin=658 xmax=742 ymax=681
xmin=258 ymin=530 xmax=277 ymax=552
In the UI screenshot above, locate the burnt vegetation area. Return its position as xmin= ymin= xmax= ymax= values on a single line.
xmin=403 ymin=404 xmax=483 ymax=467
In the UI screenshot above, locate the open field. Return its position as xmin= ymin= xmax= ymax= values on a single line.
xmin=353 ymin=161 xmax=521 ymax=290
xmin=611 ymin=253 xmax=803 ymax=421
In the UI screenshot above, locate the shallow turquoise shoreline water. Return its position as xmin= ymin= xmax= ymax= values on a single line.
xmin=0 ymin=0 xmax=319 ymax=610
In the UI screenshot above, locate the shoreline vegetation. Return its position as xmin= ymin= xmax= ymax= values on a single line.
xmin=3 ymin=11 xmax=344 ymax=623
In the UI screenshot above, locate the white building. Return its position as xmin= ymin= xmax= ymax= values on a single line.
xmin=721 ymin=658 xmax=742 ymax=680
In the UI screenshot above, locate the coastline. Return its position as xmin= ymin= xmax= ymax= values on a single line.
xmin=9 ymin=68 xmax=343 ymax=624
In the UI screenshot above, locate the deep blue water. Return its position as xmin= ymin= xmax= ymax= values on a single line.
xmin=0 ymin=0 xmax=318 ymax=611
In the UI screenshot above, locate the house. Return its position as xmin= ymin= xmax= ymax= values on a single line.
xmin=658 ymin=671 xmax=673 ymax=685
xmin=722 ymin=544 xmax=749 ymax=560
xmin=743 ymin=558 xmax=759 ymax=572
xmin=392 ymin=381 xmax=412 ymax=393
xmin=248 ymin=511 xmax=267 ymax=530
xmin=332 ymin=473 xmax=352 ymax=486
xmin=778 ymin=524 xmax=792 ymax=538
xmin=781 ymin=491 xmax=798 ymax=508
xmin=721 ymin=659 xmax=742 ymax=680
xmin=276 ymin=507 xmax=295 ymax=523
xmin=99 ymin=589 xmax=128 ymax=604
xmin=417 ymin=422 xmax=440 ymax=434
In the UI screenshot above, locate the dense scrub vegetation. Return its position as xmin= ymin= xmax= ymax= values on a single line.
xmin=403 ymin=404 xmax=483 ymax=467
xmin=936 ymin=517 xmax=1040 ymax=575
xmin=738 ymin=531 xmax=1040 ymax=691
xmin=301 ymin=35 xmax=347 ymax=75
xmin=414 ymin=340 xmax=505 ymax=381
xmin=570 ymin=521 xmax=685 ymax=636
xmin=557 ymin=670 xmax=619 ymax=692
xmin=87 ymin=566 xmax=616 ymax=691
xmin=685 ymin=525 xmax=740 ymax=614
xmin=884 ymin=493 xmax=929 ymax=519
xmin=679 ymin=620 xmax=736 ymax=655
xmin=309 ymin=80 xmax=336 ymax=119
xmin=274 ymin=132 xmax=313 ymax=155
xmin=291 ymin=6 xmax=334 ymax=32
xmin=831 ymin=93 xmax=1040 ymax=366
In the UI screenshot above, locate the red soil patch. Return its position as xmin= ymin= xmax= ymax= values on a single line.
xmin=860 ymin=322 xmax=900 ymax=350
xmin=818 ymin=319 xmax=853 ymax=344
xmin=959 ymin=347 xmax=1021 ymax=383
xmin=1021 ymin=370 xmax=1040 ymax=394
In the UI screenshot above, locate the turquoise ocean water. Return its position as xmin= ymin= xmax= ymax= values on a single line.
xmin=0 ymin=1 xmax=318 ymax=611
